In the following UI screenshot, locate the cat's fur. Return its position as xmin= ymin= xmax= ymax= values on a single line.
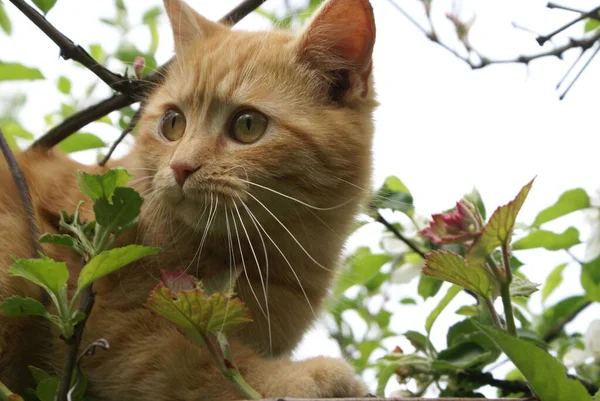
xmin=0 ymin=0 xmax=377 ymax=399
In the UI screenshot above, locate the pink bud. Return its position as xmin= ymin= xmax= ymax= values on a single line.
xmin=133 ymin=56 xmax=146 ymax=79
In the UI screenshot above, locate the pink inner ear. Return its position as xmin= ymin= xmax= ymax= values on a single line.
xmin=304 ymin=0 xmax=376 ymax=73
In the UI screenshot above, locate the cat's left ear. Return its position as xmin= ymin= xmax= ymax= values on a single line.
xmin=295 ymin=0 xmax=376 ymax=98
xmin=164 ymin=0 xmax=226 ymax=53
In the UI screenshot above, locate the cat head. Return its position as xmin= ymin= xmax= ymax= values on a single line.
xmin=133 ymin=0 xmax=377 ymax=233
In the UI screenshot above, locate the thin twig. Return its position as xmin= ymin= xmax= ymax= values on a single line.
xmin=375 ymin=212 xmax=426 ymax=259
xmin=30 ymin=0 xmax=268 ymax=151
xmin=559 ymin=43 xmax=600 ymax=99
xmin=537 ymin=6 xmax=600 ymax=46
xmin=7 ymin=0 xmax=132 ymax=93
xmin=386 ymin=0 xmax=600 ymax=69
xmin=0 ymin=129 xmax=40 ymax=256
xmin=58 ymin=278 xmax=95 ymax=401
xmin=98 ymin=107 xmax=142 ymax=166
xmin=543 ymin=300 xmax=592 ymax=342
xmin=547 ymin=3 xmax=586 ymax=14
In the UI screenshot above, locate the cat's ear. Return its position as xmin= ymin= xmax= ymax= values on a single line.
xmin=295 ymin=0 xmax=375 ymax=98
xmin=163 ymin=0 xmax=226 ymax=52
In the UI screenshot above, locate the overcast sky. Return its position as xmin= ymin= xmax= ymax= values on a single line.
xmin=2 ymin=0 xmax=600 ymax=395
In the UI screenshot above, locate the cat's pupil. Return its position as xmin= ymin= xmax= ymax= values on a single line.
xmin=171 ymin=115 xmax=176 ymax=129
xmin=244 ymin=115 xmax=252 ymax=131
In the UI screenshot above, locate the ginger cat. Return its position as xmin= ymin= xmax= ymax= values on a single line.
xmin=0 ymin=0 xmax=377 ymax=399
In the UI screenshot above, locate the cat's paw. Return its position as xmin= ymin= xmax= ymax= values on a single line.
xmin=301 ymin=357 xmax=368 ymax=398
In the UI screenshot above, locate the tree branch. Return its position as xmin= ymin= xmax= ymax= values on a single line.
xmin=386 ymin=0 xmax=600 ymax=70
xmin=30 ymin=0 xmax=267 ymax=152
xmin=0 ymin=129 xmax=40 ymax=256
xmin=7 ymin=0 xmax=132 ymax=93
xmin=543 ymin=300 xmax=592 ymax=343
xmin=375 ymin=212 xmax=426 ymax=259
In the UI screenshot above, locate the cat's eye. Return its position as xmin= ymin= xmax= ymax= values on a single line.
xmin=159 ymin=108 xmax=186 ymax=141
xmin=230 ymin=110 xmax=268 ymax=144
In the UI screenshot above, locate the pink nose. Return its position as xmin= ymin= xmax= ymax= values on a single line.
xmin=170 ymin=162 xmax=199 ymax=186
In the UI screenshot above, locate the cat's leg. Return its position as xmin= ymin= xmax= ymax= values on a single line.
xmin=54 ymin=304 xmax=366 ymax=401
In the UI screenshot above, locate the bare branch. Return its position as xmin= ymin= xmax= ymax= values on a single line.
xmin=7 ymin=0 xmax=132 ymax=93
xmin=98 ymin=107 xmax=142 ymax=167
xmin=30 ymin=0 xmax=267 ymax=151
xmin=0 ymin=129 xmax=40 ymax=256
xmin=536 ymin=6 xmax=600 ymax=46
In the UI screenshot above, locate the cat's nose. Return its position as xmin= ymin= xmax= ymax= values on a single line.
xmin=170 ymin=162 xmax=199 ymax=186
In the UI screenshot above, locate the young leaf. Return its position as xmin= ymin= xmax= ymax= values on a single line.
xmin=78 ymin=245 xmax=160 ymax=290
xmin=146 ymin=285 xmax=252 ymax=335
xmin=532 ymin=188 xmax=590 ymax=227
xmin=9 ymin=258 xmax=68 ymax=298
xmin=57 ymin=76 xmax=71 ymax=94
xmin=423 ymin=251 xmax=495 ymax=298
xmin=28 ymin=366 xmax=52 ymax=384
xmin=0 ymin=4 xmax=11 ymax=35
xmin=35 ymin=377 xmax=59 ymax=401
xmin=475 ymin=321 xmax=593 ymax=401
xmin=0 ymin=62 xmax=44 ymax=81
xmin=581 ymin=255 xmax=600 ymax=302
xmin=370 ymin=176 xmax=414 ymax=216
xmin=39 ymin=233 xmax=77 ymax=249
xmin=433 ymin=342 xmax=494 ymax=370
xmin=161 ymin=269 xmax=196 ymax=292
xmin=31 ymin=0 xmax=57 ymax=14
xmin=513 ymin=227 xmax=580 ymax=251
xmin=76 ymin=168 xmax=132 ymax=201
xmin=404 ymin=331 xmax=432 ymax=353
xmin=59 ymin=133 xmax=105 ymax=153
xmin=425 ymin=284 xmax=461 ymax=333
xmin=94 ymin=187 xmax=142 ymax=233
xmin=418 ymin=275 xmax=443 ymax=300
xmin=510 ymin=275 xmax=540 ymax=298
xmin=0 ymin=295 xmax=47 ymax=317
xmin=467 ymin=179 xmax=534 ymax=265
xmin=542 ymin=263 xmax=568 ymax=303
xmin=333 ymin=247 xmax=391 ymax=297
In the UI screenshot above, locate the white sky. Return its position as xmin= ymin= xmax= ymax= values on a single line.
xmin=1 ymin=0 xmax=600 ymax=396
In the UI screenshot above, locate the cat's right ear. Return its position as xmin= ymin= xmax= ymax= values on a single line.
xmin=163 ymin=0 xmax=226 ymax=52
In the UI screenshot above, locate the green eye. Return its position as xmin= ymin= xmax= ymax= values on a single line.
xmin=230 ymin=110 xmax=268 ymax=144
xmin=159 ymin=107 xmax=186 ymax=141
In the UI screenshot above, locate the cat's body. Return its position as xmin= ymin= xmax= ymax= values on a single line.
xmin=0 ymin=0 xmax=377 ymax=399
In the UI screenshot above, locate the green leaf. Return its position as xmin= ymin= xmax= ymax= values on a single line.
xmin=35 ymin=377 xmax=59 ymax=401
xmin=542 ymin=263 xmax=568 ymax=303
xmin=375 ymin=354 xmax=431 ymax=397
xmin=475 ymin=321 xmax=592 ymax=401
xmin=59 ymin=132 xmax=105 ymax=153
xmin=513 ymin=227 xmax=580 ymax=251
xmin=76 ymin=168 xmax=132 ymax=202
xmin=39 ymin=233 xmax=77 ymax=249
xmin=28 ymin=366 xmax=52 ymax=384
xmin=370 ymin=176 xmax=414 ymax=215
xmin=447 ymin=318 xmax=500 ymax=357
xmin=455 ymin=305 xmax=478 ymax=316
xmin=31 ymin=0 xmax=57 ymax=14
xmin=9 ymin=258 xmax=68 ymax=298
xmin=0 ymin=4 xmax=12 ymax=35
xmin=89 ymin=44 xmax=106 ymax=64
xmin=423 ymin=251 xmax=495 ymax=298
xmin=417 ymin=275 xmax=443 ymax=300
xmin=510 ymin=275 xmax=539 ymax=298
xmin=0 ymin=295 xmax=47 ymax=317
xmin=142 ymin=7 xmax=162 ymax=24
xmin=333 ymin=247 xmax=391 ymax=297
xmin=533 ymin=188 xmax=590 ymax=227
xmin=404 ymin=330 xmax=431 ymax=353
xmin=2 ymin=120 xmax=34 ymax=140
xmin=534 ymin=295 xmax=589 ymax=340
xmin=400 ymin=298 xmax=416 ymax=305
xmin=433 ymin=342 xmax=494 ymax=370
xmin=57 ymin=76 xmax=72 ymax=94
xmin=585 ymin=18 xmax=600 ymax=32
xmin=425 ymin=284 xmax=461 ymax=333
xmin=581 ymin=255 xmax=600 ymax=302
xmin=146 ymin=284 xmax=252 ymax=335
xmin=0 ymin=62 xmax=44 ymax=81
xmin=468 ymin=179 xmax=534 ymax=265
xmin=78 ymin=245 xmax=160 ymax=289
xmin=94 ymin=187 xmax=143 ymax=233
